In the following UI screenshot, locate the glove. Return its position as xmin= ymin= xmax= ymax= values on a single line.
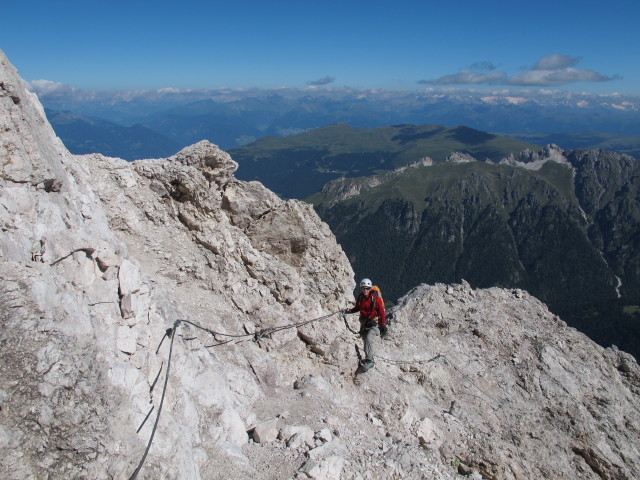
xmin=343 ymin=308 xmax=352 ymax=314
xmin=379 ymin=325 xmax=388 ymax=337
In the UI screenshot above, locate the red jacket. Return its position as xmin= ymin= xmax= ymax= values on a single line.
xmin=349 ymin=293 xmax=386 ymax=326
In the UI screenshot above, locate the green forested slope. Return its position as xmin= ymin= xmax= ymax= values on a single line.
xmin=229 ymin=123 xmax=539 ymax=198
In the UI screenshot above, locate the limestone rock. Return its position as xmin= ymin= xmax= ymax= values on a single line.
xmin=315 ymin=428 xmax=333 ymax=443
xmin=280 ymin=425 xmax=316 ymax=449
xmin=252 ymin=419 xmax=279 ymax=444
xmin=299 ymin=456 xmax=345 ymax=480
xmin=118 ymin=259 xmax=141 ymax=296
xmin=0 ymin=49 xmax=355 ymax=480
xmin=415 ymin=417 xmax=441 ymax=448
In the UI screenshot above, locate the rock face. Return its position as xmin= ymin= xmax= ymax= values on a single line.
xmin=1 ymin=50 xmax=640 ymax=480
xmin=0 ymin=50 xmax=353 ymax=479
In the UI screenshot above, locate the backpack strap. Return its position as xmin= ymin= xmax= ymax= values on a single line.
xmin=370 ymin=292 xmax=380 ymax=322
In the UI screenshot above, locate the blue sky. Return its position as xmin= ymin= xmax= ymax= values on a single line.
xmin=2 ymin=0 xmax=639 ymax=95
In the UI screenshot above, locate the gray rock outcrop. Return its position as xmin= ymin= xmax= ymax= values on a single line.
xmin=1 ymin=50 xmax=639 ymax=480
xmin=1 ymin=49 xmax=355 ymax=479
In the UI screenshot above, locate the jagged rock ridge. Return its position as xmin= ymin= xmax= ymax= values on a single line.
xmin=2 ymin=50 xmax=640 ymax=480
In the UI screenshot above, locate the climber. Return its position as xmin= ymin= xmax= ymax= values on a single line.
xmin=344 ymin=278 xmax=387 ymax=372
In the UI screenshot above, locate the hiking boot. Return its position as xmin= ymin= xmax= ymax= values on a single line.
xmin=360 ymin=359 xmax=375 ymax=372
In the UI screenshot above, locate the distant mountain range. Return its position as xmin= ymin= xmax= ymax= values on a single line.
xmin=310 ymin=146 xmax=640 ymax=359
xmin=45 ymin=109 xmax=181 ymax=160
xmin=228 ymin=123 xmax=540 ymax=198
xmin=34 ymin=83 xmax=640 ymax=159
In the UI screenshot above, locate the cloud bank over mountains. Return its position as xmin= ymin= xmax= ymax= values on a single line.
xmin=306 ymin=76 xmax=335 ymax=86
xmin=420 ymin=53 xmax=622 ymax=87
xmin=29 ymin=75 xmax=637 ymax=109
xmin=27 ymin=69 xmax=640 ymax=151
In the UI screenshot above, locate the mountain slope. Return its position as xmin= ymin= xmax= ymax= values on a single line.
xmin=312 ymin=146 xmax=640 ymax=359
xmin=46 ymin=108 xmax=181 ymax=160
xmin=229 ymin=123 xmax=539 ymax=198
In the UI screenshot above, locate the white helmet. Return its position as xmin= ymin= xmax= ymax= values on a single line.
xmin=360 ymin=278 xmax=372 ymax=288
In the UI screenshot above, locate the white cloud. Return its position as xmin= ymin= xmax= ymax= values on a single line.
xmin=611 ymin=103 xmax=629 ymax=111
xmin=505 ymin=96 xmax=528 ymax=104
xmin=157 ymin=87 xmax=182 ymax=93
xmin=532 ymin=54 xmax=580 ymax=70
xmin=419 ymin=54 xmax=621 ymax=88
xmin=27 ymin=79 xmax=79 ymax=95
xmin=418 ymin=71 xmax=506 ymax=85
xmin=306 ymin=76 xmax=335 ymax=86
xmin=508 ymin=67 xmax=619 ymax=86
